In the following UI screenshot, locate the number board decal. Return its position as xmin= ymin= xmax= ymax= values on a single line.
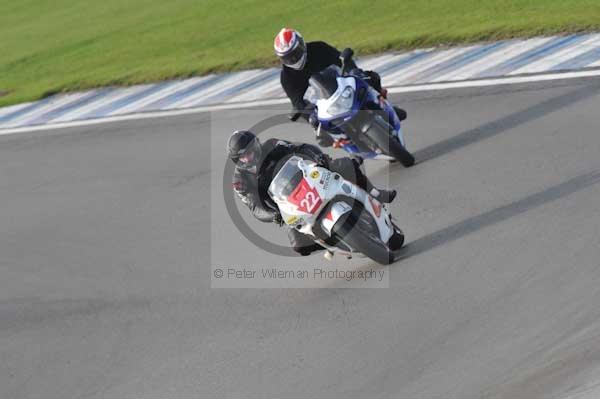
xmin=287 ymin=178 xmax=323 ymax=214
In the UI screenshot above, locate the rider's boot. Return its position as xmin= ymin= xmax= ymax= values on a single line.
xmin=348 ymin=158 xmax=397 ymax=203
xmin=370 ymin=188 xmax=397 ymax=204
xmin=393 ymin=106 xmax=407 ymax=121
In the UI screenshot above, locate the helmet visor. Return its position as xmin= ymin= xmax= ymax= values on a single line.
xmin=279 ymin=37 xmax=306 ymax=67
xmin=236 ymin=138 xmax=262 ymax=171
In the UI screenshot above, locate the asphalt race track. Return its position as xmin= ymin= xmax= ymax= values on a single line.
xmin=1 ymin=77 xmax=600 ymax=399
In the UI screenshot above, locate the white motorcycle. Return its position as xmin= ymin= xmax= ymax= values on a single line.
xmin=268 ymin=156 xmax=405 ymax=265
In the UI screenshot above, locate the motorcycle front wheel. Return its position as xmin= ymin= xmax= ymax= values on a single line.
xmin=330 ymin=203 xmax=395 ymax=265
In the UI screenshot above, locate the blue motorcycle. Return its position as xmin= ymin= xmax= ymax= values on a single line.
xmin=291 ymin=49 xmax=415 ymax=167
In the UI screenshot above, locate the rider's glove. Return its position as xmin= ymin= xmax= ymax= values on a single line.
xmin=315 ymin=153 xmax=331 ymax=168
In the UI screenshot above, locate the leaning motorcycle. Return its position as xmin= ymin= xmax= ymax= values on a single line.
xmin=268 ymin=155 xmax=405 ymax=265
xmin=291 ymin=48 xmax=415 ymax=167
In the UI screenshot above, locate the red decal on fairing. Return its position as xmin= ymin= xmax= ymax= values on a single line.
xmin=288 ymin=178 xmax=322 ymax=214
xmin=369 ymin=196 xmax=382 ymax=217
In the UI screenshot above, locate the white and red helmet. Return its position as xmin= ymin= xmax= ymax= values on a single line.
xmin=274 ymin=28 xmax=307 ymax=70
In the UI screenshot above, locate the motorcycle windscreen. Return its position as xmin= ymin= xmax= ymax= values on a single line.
xmin=308 ymin=65 xmax=341 ymax=100
xmin=268 ymin=157 xmax=304 ymax=202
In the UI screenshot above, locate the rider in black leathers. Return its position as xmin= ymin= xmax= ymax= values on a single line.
xmin=228 ymin=130 xmax=396 ymax=255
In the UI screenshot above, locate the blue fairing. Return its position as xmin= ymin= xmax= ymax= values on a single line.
xmin=315 ymin=72 xmax=402 ymax=159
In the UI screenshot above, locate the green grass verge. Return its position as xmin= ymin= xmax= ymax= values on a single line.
xmin=1 ymin=0 xmax=600 ymax=107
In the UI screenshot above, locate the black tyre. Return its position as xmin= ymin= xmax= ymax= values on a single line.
xmin=388 ymin=231 xmax=405 ymax=251
xmin=363 ymin=115 xmax=415 ymax=167
xmin=331 ymin=204 xmax=394 ymax=265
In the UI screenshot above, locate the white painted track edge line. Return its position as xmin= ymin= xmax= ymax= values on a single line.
xmin=1 ymin=69 xmax=600 ymax=136
xmin=388 ymin=69 xmax=600 ymax=93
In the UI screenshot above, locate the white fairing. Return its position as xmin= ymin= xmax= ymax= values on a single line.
xmin=268 ymin=156 xmax=396 ymax=256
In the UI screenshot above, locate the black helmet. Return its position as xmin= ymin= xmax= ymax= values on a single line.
xmin=227 ymin=130 xmax=262 ymax=172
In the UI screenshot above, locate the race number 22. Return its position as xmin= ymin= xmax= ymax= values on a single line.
xmin=288 ymin=179 xmax=323 ymax=214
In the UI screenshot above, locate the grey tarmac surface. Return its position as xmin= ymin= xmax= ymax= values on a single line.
xmin=1 ymin=77 xmax=600 ymax=399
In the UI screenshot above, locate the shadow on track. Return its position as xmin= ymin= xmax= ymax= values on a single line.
xmin=396 ymin=170 xmax=600 ymax=261
xmin=414 ymin=84 xmax=599 ymax=163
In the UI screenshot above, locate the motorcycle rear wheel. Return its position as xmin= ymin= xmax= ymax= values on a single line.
xmin=363 ymin=115 xmax=415 ymax=167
